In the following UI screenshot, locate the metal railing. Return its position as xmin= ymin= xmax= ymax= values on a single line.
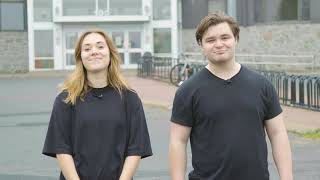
xmin=137 ymin=56 xmax=320 ymax=111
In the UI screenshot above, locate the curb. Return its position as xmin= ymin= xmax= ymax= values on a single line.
xmin=141 ymin=100 xmax=172 ymax=110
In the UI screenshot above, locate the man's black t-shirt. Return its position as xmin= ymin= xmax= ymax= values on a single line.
xmin=43 ymin=86 xmax=152 ymax=180
xmin=171 ymin=66 xmax=282 ymax=180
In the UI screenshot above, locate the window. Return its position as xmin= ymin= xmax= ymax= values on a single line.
xmin=110 ymin=0 xmax=142 ymax=15
xmin=0 ymin=0 xmax=26 ymax=31
xmin=34 ymin=0 xmax=52 ymax=22
xmin=153 ymin=28 xmax=171 ymax=53
xmin=129 ymin=32 xmax=141 ymax=48
xmin=63 ymin=0 xmax=95 ymax=16
xmin=153 ymin=0 xmax=171 ymax=20
xmin=34 ymin=30 xmax=54 ymax=69
xmin=129 ymin=53 xmax=141 ymax=64
xmin=255 ymin=0 xmax=310 ymax=23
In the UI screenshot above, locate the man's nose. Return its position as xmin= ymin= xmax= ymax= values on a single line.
xmin=214 ymin=39 xmax=223 ymax=47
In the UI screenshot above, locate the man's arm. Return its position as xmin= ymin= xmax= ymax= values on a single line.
xmin=169 ymin=122 xmax=192 ymax=180
xmin=119 ymin=156 xmax=141 ymax=180
xmin=265 ymin=113 xmax=293 ymax=180
xmin=56 ymin=154 xmax=80 ymax=180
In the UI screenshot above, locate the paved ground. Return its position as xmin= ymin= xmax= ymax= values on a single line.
xmin=0 ymin=74 xmax=319 ymax=179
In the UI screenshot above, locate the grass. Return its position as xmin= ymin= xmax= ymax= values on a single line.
xmin=289 ymin=129 xmax=320 ymax=139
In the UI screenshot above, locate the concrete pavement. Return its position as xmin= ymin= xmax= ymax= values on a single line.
xmin=127 ymin=76 xmax=320 ymax=132
xmin=0 ymin=73 xmax=319 ymax=179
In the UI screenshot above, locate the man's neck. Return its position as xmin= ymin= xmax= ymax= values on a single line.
xmin=206 ymin=60 xmax=241 ymax=80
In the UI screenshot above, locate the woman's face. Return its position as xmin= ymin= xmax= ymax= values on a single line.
xmin=81 ymin=33 xmax=110 ymax=73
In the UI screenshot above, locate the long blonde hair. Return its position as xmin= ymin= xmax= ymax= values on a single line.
xmin=61 ymin=29 xmax=131 ymax=105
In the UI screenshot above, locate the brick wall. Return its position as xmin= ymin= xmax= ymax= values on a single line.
xmin=0 ymin=32 xmax=29 ymax=73
xmin=182 ymin=23 xmax=320 ymax=73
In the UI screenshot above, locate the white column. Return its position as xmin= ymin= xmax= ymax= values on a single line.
xmin=27 ymin=0 xmax=34 ymax=71
xmin=53 ymin=24 xmax=63 ymax=70
xmin=142 ymin=0 xmax=152 ymax=53
xmin=171 ymin=0 xmax=178 ymax=58
xmin=227 ymin=0 xmax=237 ymax=20
xmin=53 ymin=0 xmax=63 ymax=70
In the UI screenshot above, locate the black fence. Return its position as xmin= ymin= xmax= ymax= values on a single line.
xmin=137 ymin=56 xmax=320 ymax=111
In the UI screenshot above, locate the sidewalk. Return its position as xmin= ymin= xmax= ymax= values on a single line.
xmin=1 ymin=70 xmax=319 ymax=132
xmin=127 ymin=76 xmax=320 ymax=132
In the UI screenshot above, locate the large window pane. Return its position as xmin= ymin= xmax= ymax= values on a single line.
xmin=112 ymin=32 xmax=124 ymax=48
xmin=153 ymin=28 xmax=171 ymax=53
xmin=63 ymin=0 xmax=95 ymax=16
xmin=153 ymin=0 xmax=171 ymax=20
xmin=129 ymin=32 xmax=141 ymax=48
xmin=110 ymin=0 xmax=142 ymax=15
xmin=66 ymin=32 xmax=78 ymax=49
xmin=0 ymin=2 xmax=25 ymax=30
xmin=129 ymin=53 xmax=141 ymax=64
xmin=66 ymin=53 xmax=76 ymax=66
xmin=254 ymin=0 xmax=308 ymax=23
xmin=34 ymin=0 xmax=52 ymax=22
xmin=98 ymin=0 xmax=109 ymax=16
xmin=119 ymin=52 xmax=124 ymax=64
xmin=34 ymin=30 xmax=54 ymax=69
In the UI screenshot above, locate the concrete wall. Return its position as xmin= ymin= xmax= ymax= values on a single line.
xmin=0 ymin=32 xmax=29 ymax=73
xmin=182 ymin=23 xmax=320 ymax=73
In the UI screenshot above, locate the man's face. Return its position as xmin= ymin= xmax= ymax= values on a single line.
xmin=200 ymin=22 xmax=237 ymax=65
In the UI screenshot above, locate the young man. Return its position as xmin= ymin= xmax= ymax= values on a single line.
xmin=169 ymin=13 xmax=293 ymax=180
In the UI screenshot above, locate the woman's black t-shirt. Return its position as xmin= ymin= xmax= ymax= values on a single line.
xmin=43 ymin=86 xmax=152 ymax=180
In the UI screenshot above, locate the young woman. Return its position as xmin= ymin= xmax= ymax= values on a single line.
xmin=43 ymin=29 xmax=152 ymax=180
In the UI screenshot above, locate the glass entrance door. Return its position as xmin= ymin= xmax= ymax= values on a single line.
xmin=111 ymin=30 xmax=142 ymax=68
xmin=63 ymin=28 xmax=143 ymax=69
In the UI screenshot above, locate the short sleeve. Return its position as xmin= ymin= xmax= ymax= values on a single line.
xmin=126 ymin=92 xmax=152 ymax=159
xmin=264 ymin=79 xmax=283 ymax=120
xmin=170 ymin=89 xmax=194 ymax=127
xmin=42 ymin=92 xmax=73 ymax=158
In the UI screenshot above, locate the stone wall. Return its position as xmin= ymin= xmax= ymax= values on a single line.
xmin=0 ymin=32 xmax=29 ymax=73
xmin=182 ymin=23 xmax=320 ymax=73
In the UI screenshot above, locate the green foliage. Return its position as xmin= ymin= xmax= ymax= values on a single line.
xmin=289 ymin=129 xmax=320 ymax=139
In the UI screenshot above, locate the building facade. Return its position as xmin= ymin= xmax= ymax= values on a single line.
xmin=0 ymin=0 xmax=319 ymax=73
xmin=0 ymin=0 xmax=28 ymax=73
xmin=28 ymin=0 xmax=179 ymax=71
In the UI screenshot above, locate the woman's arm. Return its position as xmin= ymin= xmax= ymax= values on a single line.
xmin=119 ymin=156 xmax=141 ymax=180
xmin=56 ymin=154 xmax=80 ymax=180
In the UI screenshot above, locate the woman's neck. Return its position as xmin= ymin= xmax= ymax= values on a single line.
xmin=87 ymin=71 xmax=108 ymax=88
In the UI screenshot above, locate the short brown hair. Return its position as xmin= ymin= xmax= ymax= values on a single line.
xmin=195 ymin=13 xmax=240 ymax=45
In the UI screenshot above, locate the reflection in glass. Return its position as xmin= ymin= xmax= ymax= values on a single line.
xmin=98 ymin=0 xmax=109 ymax=16
xmin=0 ymin=2 xmax=24 ymax=30
xmin=34 ymin=0 xmax=52 ymax=22
xmin=112 ymin=32 xmax=124 ymax=48
xmin=129 ymin=32 xmax=141 ymax=48
xmin=153 ymin=28 xmax=171 ymax=53
xmin=63 ymin=0 xmax=95 ymax=16
xmin=34 ymin=30 xmax=53 ymax=57
xmin=153 ymin=0 xmax=171 ymax=20
xmin=118 ymin=53 xmax=124 ymax=64
xmin=66 ymin=32 xmax=78 ymax=49
xmin=110 ymin=0 xmax=142 ymax=15
xmin=254 ymin=0 xmax=309 ymax=22
xmin=66 ymin=53 xmax=76 ymax=66
xmin=129 ymin=53 xmax=141 ymax=64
